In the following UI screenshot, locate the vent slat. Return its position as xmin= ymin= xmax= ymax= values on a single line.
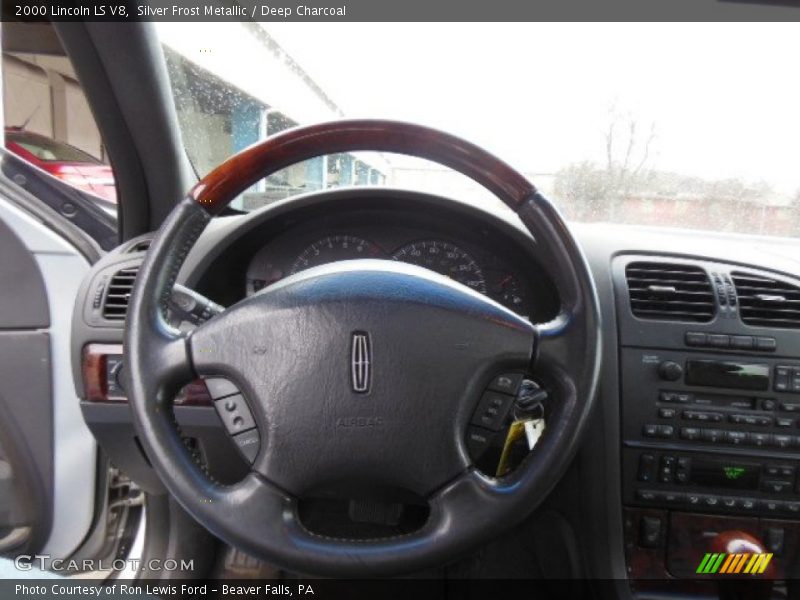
xmin=102 ymin=266 xmax=139 ymax=321
xmin=626 ymin=262 xmax=715 ymax=323
xmin=732 ymin=271 xmax=800 ymax=330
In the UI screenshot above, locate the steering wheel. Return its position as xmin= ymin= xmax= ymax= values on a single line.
xmin=125 ymin=120 xmax=601 ymax=576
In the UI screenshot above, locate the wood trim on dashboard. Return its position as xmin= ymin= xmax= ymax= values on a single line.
xmin=81 ymin=343 xmax=212 ymax=405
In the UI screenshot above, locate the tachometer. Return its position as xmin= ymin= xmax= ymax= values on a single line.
xmin=290 ymin=235 xmax=382 ymax=274
xmin=392 ymin=240 xmax=486 ymax=294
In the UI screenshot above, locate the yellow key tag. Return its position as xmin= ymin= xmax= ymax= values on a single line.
xmin=524 ymin=418 xmax=546 ymax=450
xmin=495 ymin=421 xmax=527 ymax=477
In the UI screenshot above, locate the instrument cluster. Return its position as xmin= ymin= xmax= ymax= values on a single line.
xmin=246 ymin=232 xmax=534 ymax=318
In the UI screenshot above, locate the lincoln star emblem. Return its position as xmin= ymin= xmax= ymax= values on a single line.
xmin=351 ymin=332 xmax=371 ymax=393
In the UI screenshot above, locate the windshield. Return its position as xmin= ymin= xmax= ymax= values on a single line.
xmin=157 ymin=23 xmax=800 ymax=238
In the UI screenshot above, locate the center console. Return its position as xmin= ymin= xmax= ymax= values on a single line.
xmin=613 ymin=256 xmax=800 ymax=584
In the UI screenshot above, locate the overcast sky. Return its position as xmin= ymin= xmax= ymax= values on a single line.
xmin=263 ymin=23 xmax=800 ymax=195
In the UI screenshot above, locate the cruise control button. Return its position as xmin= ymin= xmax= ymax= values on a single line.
xmin=204 ymin=377 xmax=240 ymax=400
xmin=487 ymin=373 xmax=523 ymax=395
xmin=214 ymin=394 xmax=256 ymax=434
xmin=232 ymin=428 xmax=260 ymax=464
xmin=472 ymin=392 xmax=514 ymax=431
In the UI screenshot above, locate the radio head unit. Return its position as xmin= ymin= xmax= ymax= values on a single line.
xmin=685 ymin=359 xmax=770 ymax=391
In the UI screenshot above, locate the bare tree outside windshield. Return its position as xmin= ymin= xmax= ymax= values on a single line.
xmin=157 ymin=23 xmax=800 ymax=238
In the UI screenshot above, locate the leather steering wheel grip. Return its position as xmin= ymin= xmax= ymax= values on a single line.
xmin=124 ymin=119 xmax=602 ymax=576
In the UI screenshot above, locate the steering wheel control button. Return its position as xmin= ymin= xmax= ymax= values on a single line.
xmin=471 ymin=392 xmax=514 ymax=431
xmin=232 ymin=429 xmax=260 ymax=464
xmin=487 ymin=373 xmax=523 ymax=395
xmin=214 ymin=394 xmax=256 ymax=434
xmin=204 ymin=377 xmax=240 ymax=400
xmin=466 ymin=427 xmax=493 ymax=460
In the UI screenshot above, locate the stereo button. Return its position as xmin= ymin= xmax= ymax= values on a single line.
xmin=684 ymin=410 xmax=723 ymax=422
xmin=721 ymin=497 xmax=738 ymax=509
xmin=636 ymin=489 xmax=657 ymax=502
xmin=214 ymin=394 xmax=256 ymax=434
xmin=708 ymin=334 xmax=730 ymax=348
xmin=763 ymin=480 xmax=792 ymax=494
xmin=681 ymin=427 xmax=701 ymax=441
xmin=642 ymin=424 xmax=659 ymax=438
xmin=702 ymin=429 xmax=724 ymax=443
xmin=656 ymin=425 xmax=675 ymax=438
xmin=773 ymin=435 xmax=793 ymax=449
xmin=658 ymin=408 xmax=676 ymax=419
xmin=756 ymin=337 xmax=777 ymax=351
xmin=750 ymin=432 xmax=772 ymax=447
xmin=658 ymin=361 xmax=683 ymax=381
xmin=725 ymin=431 xmax=749 ymax=446
xmin=685 ymin=332 xmax=707 ymax=346
xmin=780 ymin=402 xmax=800 ymax=412
xmin=739 ymin=498 xmax=758 ymax=511
xmin=637 ymin=454 xmax=656 ymax=482
xmin=487 ymin=373 xmax=523 ymax=395
xmin=731 ymin=335 xmax=755 ymax=349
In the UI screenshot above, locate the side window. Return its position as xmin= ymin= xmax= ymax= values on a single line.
xmin=2 ymin=22 xmax=118 ymax=232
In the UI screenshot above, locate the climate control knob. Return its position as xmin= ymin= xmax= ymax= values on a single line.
xmin=658 ymin=360 xmax=683 ymax=381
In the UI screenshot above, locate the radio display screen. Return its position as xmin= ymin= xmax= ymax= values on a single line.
xmin=690 ymin=459 xmax=761 ymax=490
xmin=685 ymin=360 xmax=770 ymax=391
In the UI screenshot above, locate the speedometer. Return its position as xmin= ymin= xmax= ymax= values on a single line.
xmin=392 ymin=241 xmax=487 ymax=294
xmin=290 ymin=235 xmax=382 ymax=274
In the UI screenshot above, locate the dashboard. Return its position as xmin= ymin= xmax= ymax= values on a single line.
xmin=69 ymin=186 xmax=800 ymax=592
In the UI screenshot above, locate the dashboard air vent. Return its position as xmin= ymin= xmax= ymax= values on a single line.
xmin=732 ymin=272 xmax=800 ymax=329
xmin=102 ymin=266 xmax=139 ymax=321
xmin=625 ymin=261 xmax=715 ymax=322
xmin=128 ymin=239 xmax=151 ymax=253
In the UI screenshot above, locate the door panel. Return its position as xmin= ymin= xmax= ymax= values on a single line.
xmin=0 ymin=196 xmax=96 ymax=558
